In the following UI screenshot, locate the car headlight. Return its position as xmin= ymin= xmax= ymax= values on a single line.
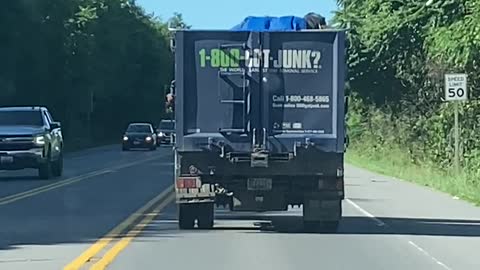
xmin=158 ymin=132 xmax=164 ymax=137
xmin=34 ymin=135 xmax=46 ymax=145
xmin=146 ymin=136 xmax=152 ymax=142
xmin=123 ymin=136 xmax=128 ymax=141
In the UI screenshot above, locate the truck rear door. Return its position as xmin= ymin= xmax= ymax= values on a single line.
xmin=261 ymin=31 xmax=345 ymax=153
xmin=175 ymin=30 xmax=345 ymax=154
xmin=175 ymin=31 xmax=262 ymax=152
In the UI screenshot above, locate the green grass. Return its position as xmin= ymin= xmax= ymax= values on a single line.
xmin=345 ymin=144 xmax=480 ymax=206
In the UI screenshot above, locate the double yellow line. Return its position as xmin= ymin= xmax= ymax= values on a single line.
xmin=64 ymin=185 xmax=175 ymax=270
xmin=0 ymin=155 xmax=161 ymax=207
xmin=0 ymin=170 xmax=110 ymax=206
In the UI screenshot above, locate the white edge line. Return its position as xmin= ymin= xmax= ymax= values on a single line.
xmin=408 ymin=241 xmax=452 ymax=270
xmin=345 ymin=198 xmax=386 ymax=226
xmin=345 ymin=199 xmax=452 ymax=270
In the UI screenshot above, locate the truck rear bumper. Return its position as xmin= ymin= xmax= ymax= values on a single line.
xmin=176 ymin=186 xmax=216 ymax=204
xmin=174 ymin=151 xmax=344 ymax=215
xmin=230 ymin=190 xmax=343 ymax=212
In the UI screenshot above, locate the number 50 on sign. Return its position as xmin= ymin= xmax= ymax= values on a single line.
xmin=445 ymin=74 xmax=468 ymax=101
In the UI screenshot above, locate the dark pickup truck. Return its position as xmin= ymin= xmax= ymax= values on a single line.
xmin=0 ymin=106 xmax=64 ymax=179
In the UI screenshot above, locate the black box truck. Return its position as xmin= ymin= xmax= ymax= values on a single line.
xmin=172 ymin=21 xmax=347 ymax=232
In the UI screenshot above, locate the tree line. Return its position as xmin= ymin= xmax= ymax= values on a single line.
xmin=0 ymin=0 xmax=183 ymax=150
xmin=5 ymin=0 xmax=477 ymax=180
xmin=335 ymin=0 xmax=480 ymax=180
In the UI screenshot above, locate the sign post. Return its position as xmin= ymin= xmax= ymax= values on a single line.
xmin=444 ymin=73 xmax=468 ymax=174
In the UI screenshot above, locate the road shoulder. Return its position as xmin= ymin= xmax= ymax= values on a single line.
xmin=345 ymin=163 xmax=480 ymax=269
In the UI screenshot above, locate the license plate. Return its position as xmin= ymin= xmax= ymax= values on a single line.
xmin=247 ymin=178 xmax=272 ymax=191
xmin=133 ymin=141 xmax=141 ymax=145
xmin=0 ymin=156 xmax=13 ymax=164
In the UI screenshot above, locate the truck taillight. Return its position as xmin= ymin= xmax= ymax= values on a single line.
xmin=176 ymin=177 xmax=200 ymax=189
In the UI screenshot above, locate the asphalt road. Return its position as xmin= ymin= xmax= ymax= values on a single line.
xmin=1 ymin=145 xmax=480 ymax=270
xmin=0 ymin=144 xmax=174 ymax=269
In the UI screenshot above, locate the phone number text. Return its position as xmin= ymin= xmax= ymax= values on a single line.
xmin=272 ymin=95 xmax=330 ymax=103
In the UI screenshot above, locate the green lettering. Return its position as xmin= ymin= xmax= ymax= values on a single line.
xmin=199 ymin=48 xmax=241 ymax=68
xmin=230 ymin=49 xmax=240 ymax=67
xmin=211 ymin=49 xmax=220 ymax=67
xmin=220 ymin=50 xmax=230 ymax=68
xmin=199 ymin=49 xmax=206 ymax=67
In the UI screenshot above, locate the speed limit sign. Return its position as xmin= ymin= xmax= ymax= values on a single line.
xmin=445 ymin=74 xmax=468 ymax=101
xmin=444 ymin=73 xmax=467 ymax=175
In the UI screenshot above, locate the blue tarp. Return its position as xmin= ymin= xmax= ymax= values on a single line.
xmin=231 ymin=16 xmax=307 ymax=32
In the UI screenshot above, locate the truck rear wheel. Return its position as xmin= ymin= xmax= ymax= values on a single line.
xmin=303 ymin=221 xmax=339 ymax=233
xmin=302 ymin=197 xmax=342 ymax=233
xmin=178 ymin=204 xmax=195 ymax=229
xmin=323 ymin=221 xmax=339 ymax=232
xmin=303 ymin=221 xmax=321 ymax=232
xmin=197 ymin=203 xmax=214 ymax=229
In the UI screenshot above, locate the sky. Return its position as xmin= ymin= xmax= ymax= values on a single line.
xmin=136 ymin=0 xmax=339 ymax=29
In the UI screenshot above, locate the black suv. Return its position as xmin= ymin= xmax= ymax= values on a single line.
xmin=0 ymin=107 xmax=64 ymax=179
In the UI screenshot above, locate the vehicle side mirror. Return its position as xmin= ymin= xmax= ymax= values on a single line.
xmin=344 ymin=134 xmax=350 ymax=152
xmin=170 ymin=38 xmax=175 ymax=53
xmin=50 ymin=122 xmax=61 ymax=130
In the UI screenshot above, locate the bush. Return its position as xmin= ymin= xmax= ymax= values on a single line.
xmin=335 ymin=0 xmax=480 ymax=202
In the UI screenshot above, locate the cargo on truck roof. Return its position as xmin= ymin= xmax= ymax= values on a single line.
xmin=231 ymin=12 xmax=327 ymax=31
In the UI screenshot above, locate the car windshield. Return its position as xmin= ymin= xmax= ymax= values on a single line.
xmin=127 ymin=124 xmax=151 ymax=133
xmin=159 ymin=121 xmax=174 ymax=130
xmin=0 ymin=111 xmax=43 ymax=126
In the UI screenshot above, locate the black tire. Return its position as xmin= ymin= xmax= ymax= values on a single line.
xmin=52 ymin=152 xmax=64 ymax=177
xmin=303 ymin=221 xmax=320 ymax=233
xmin=122 ymin=145 xmax=129 ymax=151
xmin=38 ymin=160 xmax=52 ymax=180
xmin=303 ymin=221 xmax=339 ymax=233
xmin=323 ymin=221 xmax=340 ymax=233
xmin=39 ymin=146 xmax=53 ymax=179
xmin=197 ymin=203 xmax=214 ymax=229
xmin=178 ymin=204 xmax=195 ymax=229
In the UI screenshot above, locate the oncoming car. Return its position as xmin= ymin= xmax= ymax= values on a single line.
xmin=156 ymin=119 xmax=175 ymax=145
xmin=122 ymin=123 xmax=157 ymax=151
